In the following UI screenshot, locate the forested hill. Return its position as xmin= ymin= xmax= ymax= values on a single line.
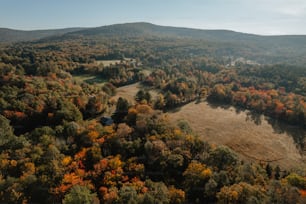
xmin=2 ymin=22 xmax=306 ymax=45
xmin=0 ymin=27 xmax=85 ymax=42
xmin=66 ymin=23 xmax=306 ymax=64
xmin=43 ymin=22 xmax=306 ymax=66
xmin=1 ymin=22 xmax=306 ymax=64
xmin=67 ymin=22 xmax=258 ymax=40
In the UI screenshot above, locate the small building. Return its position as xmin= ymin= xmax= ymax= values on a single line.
xmin=100 ymin=116 xmax=114 ymax=126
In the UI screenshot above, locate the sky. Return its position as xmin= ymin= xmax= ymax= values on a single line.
xmin=1 ymin=0 xmax=306 ymax=35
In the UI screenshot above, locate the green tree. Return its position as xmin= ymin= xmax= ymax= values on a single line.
xmin=0 ymin=114 xmax=14 ymax=146
xmin=113 ymin=97 xmax=129 ymax=123
xmin=274 ymin=166 xmax=281 ymax=180
xmin=85 ymin=144 xmax=103 ymax=170
xmin=0 ymin=114 xmax=21 ymax=149
xmin=117 ymin=186 xmax=139 ymax=204
xmin=62 ymin=185 xmax=97 ymax=204
xmin=116 ymin=97 xmax=129 ymax=113
xmin=154 ymin=94 xmax=165 ymax=109
xmin=286 ymin=173 xmax=306 ymax=189
xmin=206 ymin=146 xmax=238 ymax=170
xmin=268 ymin=180 xmax=301 ymax=204
xmin=135 ymin=90 xmax=145 ymax=102
xmin=235 ymin=163 xmax=266 ymax=185
xmin=183 ymin=161 xmax=212 ymax=201
xmin=266 ymin=164 xmax=272 ymax=179
xmin=141 ymin=180 xmax=170 ymax=204
xmin=177 ymin=120 xmax=192 ymax=134
xmin=54 ymin=100 xmax=83 ymax=124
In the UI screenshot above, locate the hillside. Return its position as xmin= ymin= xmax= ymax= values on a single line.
xmin=56 ymin=22 xmax=306 ymax=65
xmin=68 ymin=22 xmax=258 ymax=40
xmin=2 ymin=22 xmax=306 ymax=65
xmin=0 ymin=27 xmax=85 ymax=42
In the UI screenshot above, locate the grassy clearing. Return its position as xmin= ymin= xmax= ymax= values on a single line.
xmin=111 ymin=82 xmax=159 ymax=105
xmin=96 ymin=58 xmax=137 ymax=67
xmin=167 ymin=101 xmax=305 ymax=169
xmin=72 ymin=74 xmax=107 ymax=87
xmin=112 ymin=82 xmax=142 ymax=104
xmin=96 ymin=60 xmax=122 ymax=67
xmin=110 ymin=83 xmax=305 ymax=169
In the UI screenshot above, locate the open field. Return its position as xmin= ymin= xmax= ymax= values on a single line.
xmin=96 ymin=60 xmax=122 ymax=67
xmin=111 ymin=82 xmax=142 ymax=104
xmin=73 ymin=74 xmax=106 ymax=87
xmin=111 ymin=83 xmax=305 ymax=169
xmin=96 ymin=58 xmax=138 ymax=67
xmin=167 ymin=101 xmax=306 ymax=169
xmin=111 ymin=82 xmax=159 ymax=104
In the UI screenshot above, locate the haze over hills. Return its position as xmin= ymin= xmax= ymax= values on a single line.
xmin=68 ymin=22 xmax=259 ymax=40
xmin=2 ymin=22 xmax=306 ymax=42
xmin=1 ymin=22 xmax=306 ymax=65
xmin=0 ymin=27 xmax=85 ymax=43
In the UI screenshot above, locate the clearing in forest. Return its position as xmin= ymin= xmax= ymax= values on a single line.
xmin=167 ymin=101 xmax=305 ymax=169
xmin=111 ymin=82 xmax=158 ymax=104
xmin=112 ymin=83 xmax=305 ymax=169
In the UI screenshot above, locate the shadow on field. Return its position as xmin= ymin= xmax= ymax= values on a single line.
xmin=206 ymin=100 xmax=306 ymax=150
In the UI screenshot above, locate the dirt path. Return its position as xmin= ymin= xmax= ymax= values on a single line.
xmin=167 ymin=101 xmax=305 ymax=169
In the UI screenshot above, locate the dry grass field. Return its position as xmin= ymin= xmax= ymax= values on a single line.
xmin=111 ymin=83 xmax=305 ymax=169
xmin=96 ymin=58 xmax=138 ymax=67
xmin=111 ymin=82 xmax=158 ymax=105
xmin=111 ymin=82 xmax=142 ymax=104
xmin=167 ymin=101 xmax=305 ymax=169
xmin=73 ymin=75 xmax=107 ymax=87
xmin=96 ymin=60 xmax=122 ymax=67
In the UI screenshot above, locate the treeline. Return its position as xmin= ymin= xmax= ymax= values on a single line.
xmin=140 ymin=60 xmax=306 ymax=128
xmin=208 ymin=83 xmax=306 ymax=127
xmin=72 ymin=63 xmax=143 ymax=87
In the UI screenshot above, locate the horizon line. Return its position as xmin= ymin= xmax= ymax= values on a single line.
xmin=1 ymin=21 xmax=306 ymax=37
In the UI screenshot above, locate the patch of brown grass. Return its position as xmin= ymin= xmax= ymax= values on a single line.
xmin=111 ymin=82 xmax=158 ymax=105
xmin=167 ymin=101 xmax=305 ymax=169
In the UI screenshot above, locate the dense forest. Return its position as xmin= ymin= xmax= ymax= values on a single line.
xmin=1 ymin=23 xmax=306 ymax=203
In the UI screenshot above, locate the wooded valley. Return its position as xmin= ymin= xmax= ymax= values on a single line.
xmin=1 ymin=23 xmax=306 ymax=203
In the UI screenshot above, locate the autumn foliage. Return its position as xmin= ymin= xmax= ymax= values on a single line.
xmin=1 ymin=32 xmax=306 ymax=204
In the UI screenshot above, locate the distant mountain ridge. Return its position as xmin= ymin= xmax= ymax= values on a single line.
xmin=69 ymin=22 xmax=306 ymax=45
xmin=1 ymin=22 xmax=306 ymax=65
xmin=66 ymin=22 xmax=262 ymax=42
xmin=0 ymin=27 xmax=85 ymax=42
xmin=66 ymin=22 xmax=306 ymax=64
xmin=2 ymin=22 xmax=306 ymax=43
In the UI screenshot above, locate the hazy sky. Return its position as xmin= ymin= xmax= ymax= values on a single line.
xmin=1 ymin=0 xmax=306 ymax=35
